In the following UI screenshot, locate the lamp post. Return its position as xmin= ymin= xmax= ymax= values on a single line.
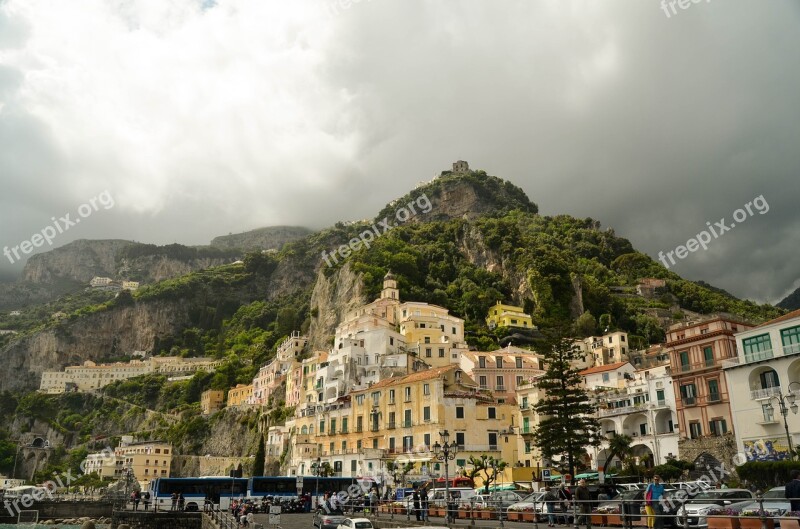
xmin=311 ymin=457 xmax=322 ymax=510
xmin=433 ymin=430 xmax=457 ymax=525
xmin=764 ymin=382 xmax=800 ymax=459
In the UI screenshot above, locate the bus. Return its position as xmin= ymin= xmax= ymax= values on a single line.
xmin=247 ymin=476 xmax=378 ymax=499
xmin=149 ymin=477 xmax=248 ymax=511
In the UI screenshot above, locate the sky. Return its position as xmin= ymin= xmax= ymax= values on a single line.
xmin=0 ymin=0 xmax=798 ymax=304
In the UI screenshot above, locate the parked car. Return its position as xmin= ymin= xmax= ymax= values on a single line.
xmin=488 ymin=490 xmax=526 ymax=518
xmin=428 ymin=487 xmax=477 ymax=507
xmin=675 ymin=489 xmax=755 ymax=527
xmin=314 ymin=509 xmax=348 ymax=529
xmin=725 ymin=487 xmax=789 ymax=521
xmin=507 ymin=491 xmax=546 ymax=521
xmin=337 ymin=518 xmax=374 ymax=529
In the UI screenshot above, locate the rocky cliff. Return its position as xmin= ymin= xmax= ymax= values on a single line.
xmin=306 ymin=263 xmax=369 ymax=352
xmin=210 ymin=226 xmax=313 ymax=251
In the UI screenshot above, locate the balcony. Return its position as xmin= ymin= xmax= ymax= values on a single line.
xmin=784 ymin=344 xmax=800 ymax=356
xmin=355 ymin=426 xmax=363 ymax=433
xmin=751 ymin=386 xmax=781 ymax=400
xmin=387 ymin=422 xmax=396 ymax=429
xmin=683 ymin=396 xmax=697 ymax=406
xmin=496 ymin=386 xmax=506 ymax=392
xmin=655 ymin=399 xmax=667 ymax=408
xmin=744 ymin=349 xmax=774 ymax=363
xmin=402 ymin=421 xmax=413 ymax=428
xmin=708 ymin=393 xmax=721 ymax=403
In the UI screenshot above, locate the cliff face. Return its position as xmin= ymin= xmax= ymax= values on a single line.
xmin=22 ymin=239 xmax=134 ymax=284
xmin=306 ymin=263 xmax=368 ymax=352
xmin=210 ymin=226 xmax=313 ymax=251
xmin=0 ymin=299 xmax=190 ymax=391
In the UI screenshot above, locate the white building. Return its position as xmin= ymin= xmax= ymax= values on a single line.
xmin=725 ymin=309 xmax=800 ymax=461
xmin=589 ymin=365 xmax=679 ymax=469
xmin=89 ymin=277 xmax=113 ymax=287
xmin=580 ymin=361 xmax=636 ymax=390
xmin=575 ymin=331 xmax=631 ymax=368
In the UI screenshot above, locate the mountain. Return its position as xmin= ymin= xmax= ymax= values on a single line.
xmin=210 ymin=226 xmax=313 ymax=251
xmin=779 ymin=285 xmax=800 ymax=310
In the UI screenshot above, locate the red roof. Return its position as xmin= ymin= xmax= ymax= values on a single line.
xmin=755 ymin=308 xmax=800 ymax=329
xmin=578 ymin=361 xmax=632 ymax=376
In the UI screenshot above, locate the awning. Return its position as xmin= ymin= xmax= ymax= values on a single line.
xmin=574 ymin=473 xmax=599 ymax=480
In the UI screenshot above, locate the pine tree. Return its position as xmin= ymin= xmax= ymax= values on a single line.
xmin=530 ymin=333 xmax=601 ymax=482
xmin=253 ymin=435 xmax=266 ymax=477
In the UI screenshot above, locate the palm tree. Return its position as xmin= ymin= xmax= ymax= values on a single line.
xmin=603 ymin=433 xmax=633 ymax=472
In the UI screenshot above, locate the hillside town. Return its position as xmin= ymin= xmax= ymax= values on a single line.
xmin=50 ymin=272 xmax=800 ymax=491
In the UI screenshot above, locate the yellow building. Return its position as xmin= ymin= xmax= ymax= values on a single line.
xmin=201 ymin=389 xmax=225 ymax=415
xmin=227 ymin=384 xmax=253 ymax=407
xmin=289 ymin=365 xmax=518 ymax=480
xmin=485 ymin=302 xmax=534 ymax=330
xmin=516 ymin=378 xmax=547 ymax=469
xmin=115 ymin=439 xmax=173 ymax=487
xmin=397 ymin=301 xmax=469 ymax=368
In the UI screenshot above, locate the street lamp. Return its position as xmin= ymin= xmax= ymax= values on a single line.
xmin=764 ymin=382 xmax=800 ymax=459
xmin=433 ymin=430 xmax=457 ymax=524
xmin=311 ymin=457 xmax=322 ymax=510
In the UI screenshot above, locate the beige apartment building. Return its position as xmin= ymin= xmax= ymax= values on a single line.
xmin=201 ymin=389 xmax=225 ymax=414
xmin=113 ymin=439 xmax=173 ymax=486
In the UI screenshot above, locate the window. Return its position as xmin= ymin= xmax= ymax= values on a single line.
xmin=680 ymin=384 xmax=697 ymax=405
xmin=689 ymin=422 xmax=702 ymax=439
xmin=404 ymin=409 xmax=412 ymax=427
xmin=762 ymin=403 xmax=775 ymax=422
xmin=703 ymin=346 xmax=714 ymax=366
xmin=452 ymin=327 xmax=456 ymax=335
xmin=439 ymin=348 xmax=445 ymax=358
xmin=488 ymin=407 xmax=496 ymax=419
xmin=609 ymin=336 xmax=613 ymax=343
xmin=602 ymin=373 xmax=610 ymax=383
xmin=709 ymin=418 xmax=727 ymax=436
xmin=708 ymin=380 xmax=720 ymax=402
xmin=456 ymin=432 xmax=465 ymax=448
xmin=456 ymin=407 xmax=464 ymax=419
xmin=516 ymin=357 xmax=523 ymax=369
xmin=760 ymin=370 xmax=780 ymax=390
xmin=742 ymin=334 xmax=773 ymax=361
xmin=342 ymin=418 xmax=348 ymax=433
xmin=424 ymin=336 xmax=430 ymax=344
xmin=621 ymin=335 xmax=626 ymax=342
xmin=426 ymin=348 xmax=432 ymax=358
xmin=330 ymin=418 xmax=337 ymax=435
xmin=342 ymin=440 xmax=347 ymax=451
xmin=402 ymin=436 xmax=413 ymax=451
xmin=679 ymin=351 xmax=690 ymax=371
xmin=496 ymin=375 xmax=505 ymax=390
xmin=351 ymin=460 xmax=357 ymax=471
xmin=388 ymin=411 xmax=396 ymax=428
xmin=639 ymin=423 xmax=647 ymax=435
xmin=357 ymin=440 xmax=362 ymax=450
xmin=319 ymin=420 xmax=325 ymax=434
xmin=516 ymin=375 xmax=523 ymax=386
xmin=781 ymin=326 xmax=800 ymax=354
xmin=496 ymin=357 xmax=503 ymax=368
xmin=356 ymin=395 xmax=365 ymax=405
xmin=656 ymin=389 xmax=665 ymax=404
xmin=389 ymin=437 xmax=395 ymax=450
xmin=372 ymin=439 xmax=378 ymax=449
xmin=479 ymin=376 xmax=488 ymax=389
xmin=479 ymin=357 xmax=486 ymax=368
xmin=525 ymin=441 xmax=532 ymax=454
xmin=523 ymin=417 xmax=530 ymax=433
xmin=371 ymin=391 xmax=380 ymax=406
xmin=424 ymin=406 xmax=431 ymax=421
xmin=424 ymin=433 xmax=431 ymax=447
xmin=423 ymin=383 xmax=430 ymax=396
xmin=356 ymin=416 xmax=363 ymax=432
xmin=488 ymin=432 xmax=498 ymax=450
xmin=389 ymin=390 xmax=395 ymax=404
xmin=404 ymin=387 xmax=412 ymax=401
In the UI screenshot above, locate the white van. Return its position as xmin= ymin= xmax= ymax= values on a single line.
xmin=429 ymin=487 xmax=477 ymax=506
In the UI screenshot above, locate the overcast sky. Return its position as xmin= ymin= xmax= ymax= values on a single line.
xmin=0 ymin=0 xmax=798 ymax=304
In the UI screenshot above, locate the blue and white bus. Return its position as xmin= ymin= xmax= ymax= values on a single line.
xmin=247 ymin=476 xmax=375 ymax=498
xmin=149 ymin=477 xmax=248 ymax=511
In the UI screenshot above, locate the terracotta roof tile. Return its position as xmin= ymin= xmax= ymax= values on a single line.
xmin=578 ymin=361 xmax=632 ymax=376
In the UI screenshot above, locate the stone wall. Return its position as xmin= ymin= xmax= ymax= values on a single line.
xmin=0 ymin=501 xmax=113 ymax=524
xmin=110 ymin=511 xmax=204 ymax=529
xmin=678 ymin=432 xmax=740 ymax=479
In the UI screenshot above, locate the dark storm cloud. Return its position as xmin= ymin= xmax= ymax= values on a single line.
xmin=0 ymin=0 xmax=797 ymax=304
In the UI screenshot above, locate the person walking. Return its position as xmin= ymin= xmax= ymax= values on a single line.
xmin=544 ymin=486 xmax=559 ymax=527
xmin=413 ymin=488 xmax=421 ymax=521
xmin=644 ymin=475 xmax=665 ymax=529
xmin=133 ymin=490 xmax=141 ymax=511
xmin=420 ymin=487 xmax=429 ymax=522
xmin=143 ymin=490 xmax=151 ymax=511
xmin=575 ymin=479 xmax=592 ymax=527
xmin=178 ymin=492 xmax=186 ymax=512
xmin=785 ymin=469 xmax=800 ymax=513
xmin=171 ymin=491 xmax=178 ymax=511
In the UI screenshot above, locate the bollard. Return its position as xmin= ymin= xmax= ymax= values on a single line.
xmin=757 ymin=493 xmax=767 ymax=529
xmin=574 ymin=499 xmax=579 ymax=529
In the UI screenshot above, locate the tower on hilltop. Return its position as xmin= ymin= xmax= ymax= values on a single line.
xmin=452 ymin=160 xmax=469 ymax=173
xmin=380 ymin=271 xmax=399 ymax=301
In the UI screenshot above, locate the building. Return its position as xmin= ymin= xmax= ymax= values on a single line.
xmin=459 ymin=346 xmax=544 ymax=401
xmin=575 ymin=332 xmax=631 ymax=367
xmin=227 ymin=384 xmax=253 ymax=407
xmin=725 ymin=309 xmax=800 ymax=461
xmin=579 ymin=361 xmax=636 ymax=390
xmin=452 ymin=160 xmax=470 ymax=173
xmin=636 ymin=279 xmax=667 ymax=298
xmin=201 ymin=389 xmax=225 ymax=415
xmin=485 ymin=302 xmax=534 ymax=330
xmin=89 ymin=277 xmax=113 ymax=288
xmin=664 ymin=315 xmax=754 ymax=465
xmin=39 ymin=356 xmax=224 ymax=394
xmin=114 ymin=438 xmax=173 ymax=486
xmin=288 ymin=365 xmax=517 ymax=482
xmin=122 ymin=281 xmax=140 ymax=291
xmin=589 ymin=365 xmax=679 ymax=469
xmin=83 ymin=451 xmax=120 ymax=479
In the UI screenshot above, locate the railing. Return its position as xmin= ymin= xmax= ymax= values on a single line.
xmin=496 ymin=386 xmax=506 ymax=392
xmin=387 ymin=422 xmax=396 ymax=429
xmin=750 ymin=386 xmax=781 ymax=400
xmin=599 ymin=404 xmax=648 ymax=417
xmin=683 ymin=396 xmax=697 ymax=406
xmin=784 ymin=343 xmax=800 ymax=356
xmin=402 ymin=421 xmax=413 ymax=428
xmin=708 ymin=393 xmax=722 ymax=403
xmin=745 ymin=349 xmax=774 ymax=363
